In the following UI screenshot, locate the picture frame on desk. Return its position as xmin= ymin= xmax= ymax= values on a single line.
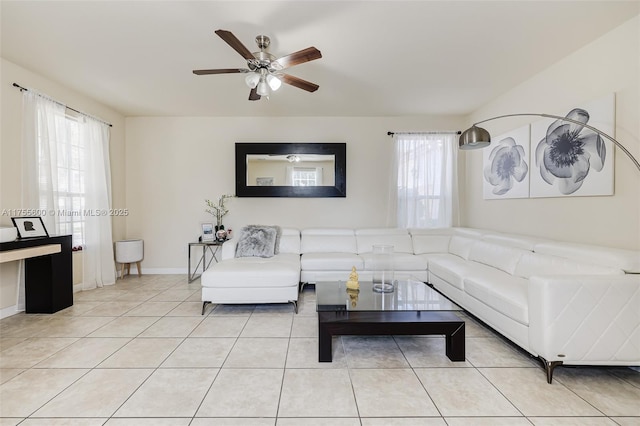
xmin=12 ymin=217 xmax=49 ymax=239
xmin=201 ymin=223 xmax=215 ymax=242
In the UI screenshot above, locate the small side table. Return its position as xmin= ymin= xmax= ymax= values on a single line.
xmin=188 ymin=241 xmax=223 ymax=283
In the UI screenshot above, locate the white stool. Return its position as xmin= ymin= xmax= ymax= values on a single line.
xmin=115 ymin=239 xmax=144 ymax=279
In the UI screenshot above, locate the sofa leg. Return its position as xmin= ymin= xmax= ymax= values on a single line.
xmin=538 ymin=357 xmax=563 ymax=384
xmin=202 ymin=301 xmax=212 ymax=315
xmin=299 ymin=282 xmax=306 ymax=293
xmin=290 ymin=300 xmax=298 ymax=314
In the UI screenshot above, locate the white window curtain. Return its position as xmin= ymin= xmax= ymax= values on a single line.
xmin=389 ymin=133 xmax=459 ymax=229
xmin=80 ymin=117 xmax=116 ymax=289
xmin=21 ymin=90 xmax=115 ymax=293
xmin=22 ymin=91 xmax=66 ymax=233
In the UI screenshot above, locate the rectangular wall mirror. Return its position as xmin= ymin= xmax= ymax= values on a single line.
xmin=236 ymin=143 xmax=346 ymax=197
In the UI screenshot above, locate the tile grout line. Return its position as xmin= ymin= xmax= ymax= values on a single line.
xmin=100 ymin=279 xmax=191 ymax=421
xmin=393 ymin=334 xmax=445 ymax=419
xmin=86 ymin=288 xmax=191 ymax=422
xmin=273 ymin=304 xmax=295 ymax=422
xmin=188 ymin=302 xmax=252 ymax=422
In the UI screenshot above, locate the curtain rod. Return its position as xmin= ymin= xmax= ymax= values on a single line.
xmin=387 ymin=130 xmax=461 ymax=136
xmin=12 ymin=83 xmax=113 ymax=128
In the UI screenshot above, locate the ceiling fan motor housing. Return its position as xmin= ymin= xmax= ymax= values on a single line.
xmin=255 ymin=35 xmax=270 ymax=49
xmin=249 ymin=36 xmax=282 ymax=71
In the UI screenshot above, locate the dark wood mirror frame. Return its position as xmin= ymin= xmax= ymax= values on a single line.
xmin=236 ymin=142 xmax=346 ymax=197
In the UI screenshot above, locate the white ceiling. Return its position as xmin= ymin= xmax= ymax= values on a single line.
xmin=2 ymin=1 xmax=638 ymax=117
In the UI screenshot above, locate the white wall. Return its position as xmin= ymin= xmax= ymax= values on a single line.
xmin=462 ymin=15 xmax=640 ymax=250
xmin=125 ymin=115 xmax=464 ymax=271
xmin=0 ymin=58 xmax=126 ymax=313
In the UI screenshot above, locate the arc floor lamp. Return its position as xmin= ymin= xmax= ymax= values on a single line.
xmin=459 ymin=113 xmax=640 ymax=172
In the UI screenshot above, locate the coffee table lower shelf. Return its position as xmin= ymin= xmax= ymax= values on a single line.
xmin=318 ymin=310 xmax=465 ymax=362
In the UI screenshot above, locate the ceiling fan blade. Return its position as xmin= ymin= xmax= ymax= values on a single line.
xmin=215 ymin=29 xmax=255 ymax=60
xmin=249 ymin=87 xmax=261 ymax=101
xmin=192 ymin=68 xmax=247 ymax=75
xmin=274 ymin=47 xmax=322 ymax=69
xmin=280 ymin=74 xmax=319 ymax=92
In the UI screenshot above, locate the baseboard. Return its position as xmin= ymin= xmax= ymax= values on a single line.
xmin=0 ymin=304 xmax=22 ymax=319
xmin=115 ymin=264 xmax=187 ymax=275
xmin=137 ymin=268 xmax=187 ymax=274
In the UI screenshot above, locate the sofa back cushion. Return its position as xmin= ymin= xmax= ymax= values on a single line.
xmin=515 ymin=252 xmax=625 ymax=279
xmin=481 ymin=232 xmax=546 ymax=251
xmin=409 ymin=228 xmax=453 ymax=254
xmin=533 ymin=242 xmax=640 ymax=273
xmin=453 ymin=227 xmax=487 ymax=239
xmin=413 ymin=235 xmax=452 ymax=254
xmin=301 ymin=228 xmax=357 ymax=254
xmin=279 ymin=228 xmax=301 ymax=255
xmin=468 ymin=241 xmax=527 ymax=275
xmin=355 ymin=228 xmax=413 ymax=254
xmin=448 ymin=236 xmax=476 ymax=260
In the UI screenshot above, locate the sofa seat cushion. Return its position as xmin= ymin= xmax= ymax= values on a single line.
xmin=464 ymin=273 xmax=529 ymax=326
xmin=360 ymin=253 xmax=428 ymax=271
xmin=301 ymin=253 xmax=364 ymax=270
xmin=201 ymin=254 xmax=300 ymax=289
xmin=428 ymin=254 xmax=497 ymax=291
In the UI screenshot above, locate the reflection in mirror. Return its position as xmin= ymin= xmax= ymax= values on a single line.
xmin=236 ymin=143 xmax=346 ymax=197
xmin=247 ymin=154 xmax=336 ymax=187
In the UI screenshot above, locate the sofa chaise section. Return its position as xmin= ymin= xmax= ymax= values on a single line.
xmin=201 ymin=228 xmax=301 ymax=314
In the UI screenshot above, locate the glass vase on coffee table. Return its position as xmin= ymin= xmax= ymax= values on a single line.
xmin=372 ymin=244 xmax=395 ymax=293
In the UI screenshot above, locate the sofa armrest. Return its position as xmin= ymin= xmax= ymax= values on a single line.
xmin=528 ymin=274 xmax=640 ymax=364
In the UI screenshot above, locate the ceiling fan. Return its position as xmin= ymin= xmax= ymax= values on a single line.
xmin=193 ymin=29 xmax=322 ymax=101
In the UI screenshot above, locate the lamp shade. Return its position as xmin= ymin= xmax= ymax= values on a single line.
xmin=459 ymin=125 xmax=491 ymax=150
xmin=245 ymin=73 xmax=260 ymax=89
xmin=267 ymin=74 xmax=281 ymax=91
xmin=257 ymin=80 xmax=269 ymax=96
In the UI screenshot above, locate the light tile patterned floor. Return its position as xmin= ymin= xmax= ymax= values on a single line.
xmin=1 ymin=274 xmax=639 ymax=425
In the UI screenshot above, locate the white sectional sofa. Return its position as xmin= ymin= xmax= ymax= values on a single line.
xmin=202 ymin=225 xmax=640 ymax=382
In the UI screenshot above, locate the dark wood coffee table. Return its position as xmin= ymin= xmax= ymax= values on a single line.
xmin=316 ymin=280 xmax=465 ymax=362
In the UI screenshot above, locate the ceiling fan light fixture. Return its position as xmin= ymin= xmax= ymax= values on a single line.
xmin=267 ymin=74 xmax=281 ymax=91
xmin=245 ymin=73 xmax=260 ymax=89
xmin=257 ymin=80 xmax=270 ymax=96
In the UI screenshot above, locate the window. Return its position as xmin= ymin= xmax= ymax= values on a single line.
xmin=38 ymin=114 xmax=86 ymax=248
xmin=291 ymin=167 xmax=318 ymax=186
xmin=394 ymin=133 xmax=457 ymax=228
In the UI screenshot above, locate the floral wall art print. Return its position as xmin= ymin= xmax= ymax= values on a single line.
xmin=530 ymin=93 xmax=615 ymax=198
xmin=483 ymin=125 xmax=530 ymax=199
